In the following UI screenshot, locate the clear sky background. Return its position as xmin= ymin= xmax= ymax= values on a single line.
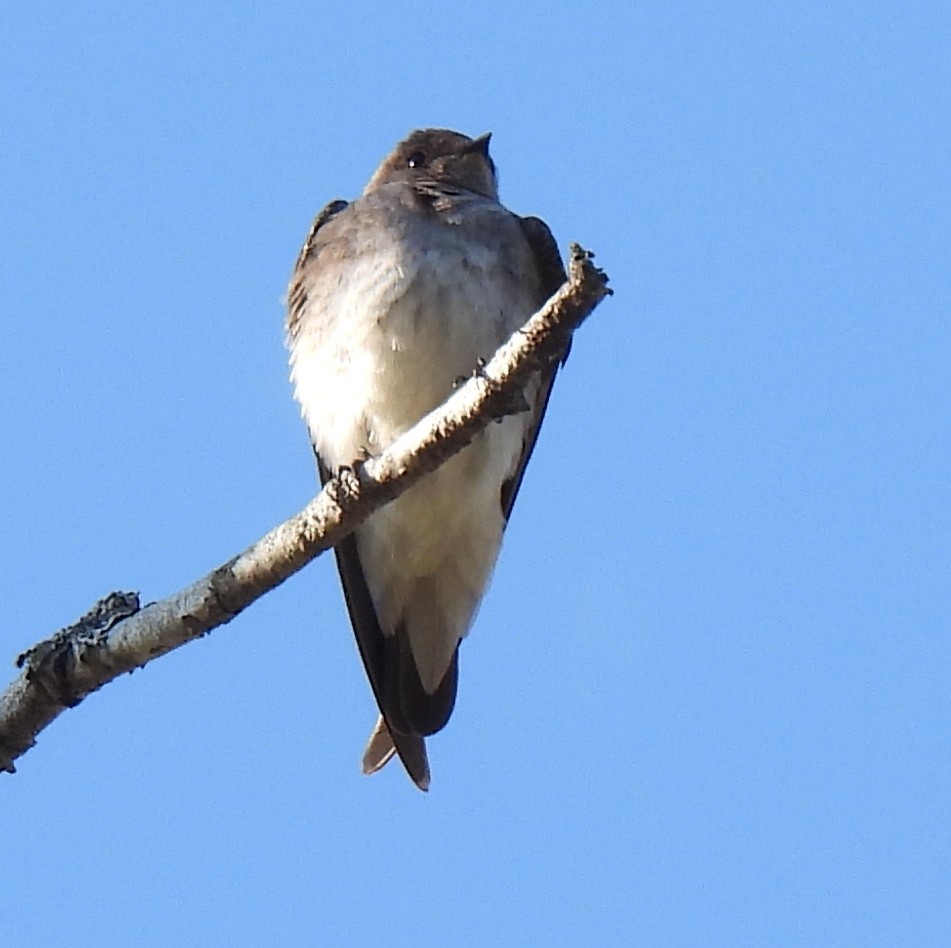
xmin=3 ymin=3 xmax=949 ymax=945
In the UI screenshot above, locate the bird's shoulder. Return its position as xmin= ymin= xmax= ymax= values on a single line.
xmin=291 ymin=198 xmax=349 ymax=273
xmin=286 ymin=198 xmax=350 ymax=341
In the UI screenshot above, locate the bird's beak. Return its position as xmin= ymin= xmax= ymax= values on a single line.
xmin=461 ymin=132 xmax=492 ymax=157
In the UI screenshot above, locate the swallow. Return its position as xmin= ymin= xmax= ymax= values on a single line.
xmin=286 ymin=128 xmax=567 ymax=789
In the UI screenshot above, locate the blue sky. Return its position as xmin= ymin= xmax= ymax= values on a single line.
xmin=3 ymin=3 xmax=949 ymax=945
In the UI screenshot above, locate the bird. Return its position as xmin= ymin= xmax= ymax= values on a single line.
xmin=286 ymin=128 xmax=568 ymax=790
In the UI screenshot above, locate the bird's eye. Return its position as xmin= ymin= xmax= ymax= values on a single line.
xmin=406 ymin=152 xmax=426 ymax=169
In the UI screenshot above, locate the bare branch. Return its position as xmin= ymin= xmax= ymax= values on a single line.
xmin=0 ymin=244 xmax=611 ymax=774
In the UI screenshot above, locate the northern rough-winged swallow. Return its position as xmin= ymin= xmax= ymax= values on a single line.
xmin=286 ymin=128 xmax=568 ymax=790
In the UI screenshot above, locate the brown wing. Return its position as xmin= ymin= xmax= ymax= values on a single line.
xmin=500 ymin=216 xmax=571 ymax=520
xmin=315 ymin=459 xmax=433 ymax=791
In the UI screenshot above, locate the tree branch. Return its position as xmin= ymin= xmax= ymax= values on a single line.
xmin=0 ymin=244 xmax=611 ymax=775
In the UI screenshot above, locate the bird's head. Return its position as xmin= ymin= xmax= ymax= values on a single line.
xmin=365 ymin=128 xmax=498 ymax=199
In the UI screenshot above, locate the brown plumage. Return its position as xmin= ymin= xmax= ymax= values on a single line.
xmin=287 ymin=129 xmax=567 ymax=789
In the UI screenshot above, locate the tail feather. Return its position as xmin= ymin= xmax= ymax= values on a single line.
xmin=361 ymin=715 xmax=430 ymax=791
